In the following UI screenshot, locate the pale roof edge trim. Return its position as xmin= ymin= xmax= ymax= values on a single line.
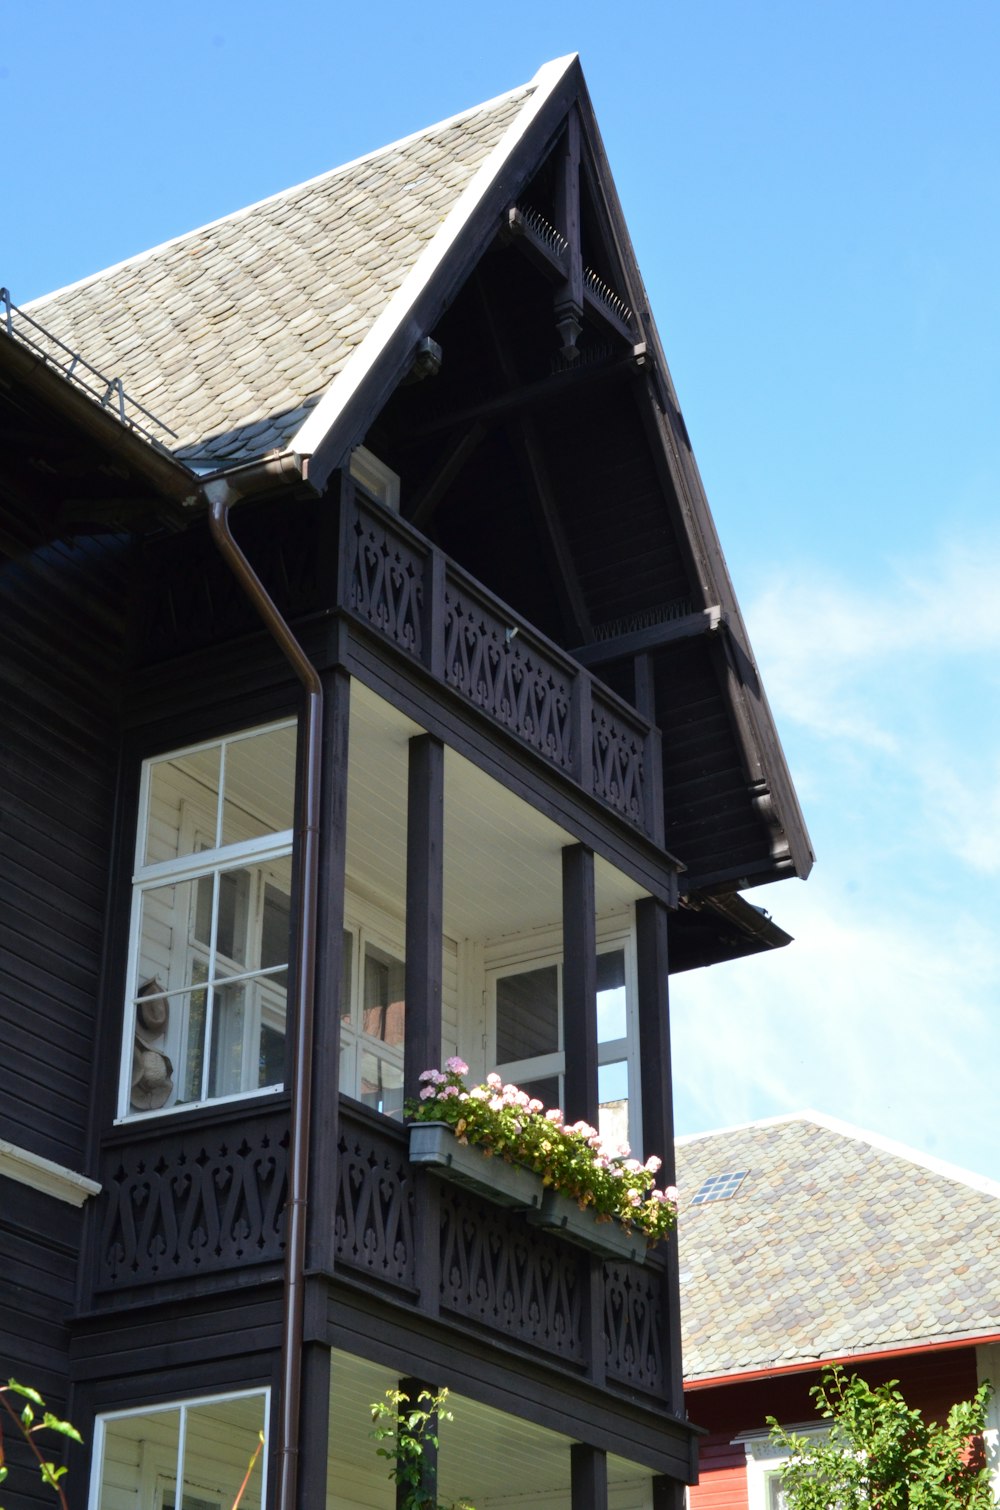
xmin=291 ymin=53 xmax=579 ymax=462
xmin=676 ymin=1108 xmax=1000 ymax=1201
xmin=22 ymin=77 xmax=540 ymax=315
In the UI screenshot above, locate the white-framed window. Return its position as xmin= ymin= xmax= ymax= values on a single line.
xmin=740 ymin=1428 xmax=825 ymax=1510
xmin=485 ymin=928 xmax=640 ymax=1150
xmin=120 ymin=722 xmax=297 ymax=1120
xmin=338 ymin=910 xmax=407 ymax=1117
xmin=88 ymin=1387 xmax=268 ymax=1510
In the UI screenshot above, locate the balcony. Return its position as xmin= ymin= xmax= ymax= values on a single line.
xmin=338 ymin=487 xmax=662 ymax=845
xmin=92 ymin=1100 xmax=671 ymax=1406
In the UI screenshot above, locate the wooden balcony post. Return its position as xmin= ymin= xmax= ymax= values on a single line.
xmin=635 ymin=896 xmax=684 ymax=1413
xmin=633 ymin=652 xmax=665 ymax=845
xmin=571 ymin=1443 xmax=608 ymax=1510
xmin=336 ymin=470 xmax=357 ymax=610
xmin=652 ymin=1474 xmax=687 ymax=1510
xmin=296 ymin=1343 xmax=332 ymax=1510
xmin=397 ymin=1376 xmax=439 ymax=1510
xmin=307 ymin=667 xmax=351 ymax=1275
xmin=562 ymin=844 xmax=597 ymax=1126
xmin=405 ymin=734 xmax=444 ymax=1102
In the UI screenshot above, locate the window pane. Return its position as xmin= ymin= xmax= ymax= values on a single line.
xmin=221 ymin=725 xmax=296 ymax=847
xmin=496 ymin=965 xmax=559 ymax=1062
xmin=144 ymin=746 xmax=221 ymax=866
xmin=257 ymin=969 xmax=288 ymax=1089
xmin=596 ymin=949 xmax=627 ymax=1042
xmin=515 ymin=1073 xmax=561 ymax=1111
xmin=359 ymin=1047 xmax=404 ymax=1117
xmin=340 ymin=929 xmax=353 ymax=1025
xmin=261 ymin=877 xmax=292 ymax=970
xmin=362 ymin=943 xmax=405 ymax=1047
xmin=209 ymin=980 xmax=247 ymax=1098
xmin=100 ymin=1405 xmax=182 ymax=1507
xmin=137 ymin=877 xmax=201 ymax=994
xmin=598 ymin=1058 xmax=630 ymax=1149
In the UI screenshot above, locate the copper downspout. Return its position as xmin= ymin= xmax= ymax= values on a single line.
xmin=205 ymin=478 xmax=321 ymax=1510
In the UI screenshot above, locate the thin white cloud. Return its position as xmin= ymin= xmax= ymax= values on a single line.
xmin=672 ymin=891 xmax=1000 ymax=1180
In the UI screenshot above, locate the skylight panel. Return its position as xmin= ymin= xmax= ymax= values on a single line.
xmin=691 ymin=1170 xmax=749 ymax=1205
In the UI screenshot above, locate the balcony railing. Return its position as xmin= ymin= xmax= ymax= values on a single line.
xmin=340 ymin=489 xmax=662 ymax=842
xmin=91 ymin=1102 xmax=670 ymax=1403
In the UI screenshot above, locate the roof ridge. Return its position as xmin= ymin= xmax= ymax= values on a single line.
xmin=677 ymin=1108 xmax=1000 ymax=1200
xmin=22 ymin=75 xmax=539 ymax=314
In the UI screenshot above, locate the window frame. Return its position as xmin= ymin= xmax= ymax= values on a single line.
xmin=87 ymin=1386 xmax=270 ymax=1510
xmin=338 ymin=898 xmax=408 ymax=1118
xmin=118 ymin=720 xmax=296 ymax=1122
xmin=484 ymin=921 xmax=642 ymax=1149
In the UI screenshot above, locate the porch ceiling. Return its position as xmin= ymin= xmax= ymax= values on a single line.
xmin=347 ymin=680 xmax=648 ymax=943
xmin=328 ymin=1349 xmax=653 ymax=1509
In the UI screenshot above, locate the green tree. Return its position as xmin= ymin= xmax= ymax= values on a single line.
xmin=768 ymin=1367 xmax=994 ymax=1509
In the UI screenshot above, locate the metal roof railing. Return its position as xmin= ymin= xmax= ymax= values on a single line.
xmin=0 ymin=286 xmax=177 ymax=447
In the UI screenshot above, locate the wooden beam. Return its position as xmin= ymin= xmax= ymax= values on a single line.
xmin=571 ymin=1443 xmax=608 ymax=1510
xmin=470 ymin=273 xmax=593 ymax=644
xmin=505 ymin=208 xmax=635 ymax=347
xmin=403 ymin=351 xmax=638 ymax=439
xmin=554 ymin=110 xmax=584 ymax=359
xmin=562 ymin=844 xmax=597 ymax=1125
xmin=515 ymin=417 xmax=594 ymax=642
xmin=572 ymin=607 xmax=722 ymax=667
xmin=652 ymin=1474 xmax=688 ymax=1510
xmin=404 ymin=733 xmax=444 ymax=1102
xmin=407 ymin=422 xmax=487 ymax=532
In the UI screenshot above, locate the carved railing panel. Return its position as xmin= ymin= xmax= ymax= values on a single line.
xmin=442 ymin=588 xmax=574 ymax=772
xmin=334 ymin=1114 xmax=416 ymax=1289
xmin=96 ymin=1109 xmax=288 ymax=1290
xmin=339 ymin=491 xmax=660 ymax=837
xmin=439 ymin=1187 xmax=585 ymax=1363
xmin=604 ymin=1259 xmax=664 ymax=1395
xmin=591 ymin=692 xmax=646 ymax=828
xmin=349 ymin=505 xmax=424 ymax=657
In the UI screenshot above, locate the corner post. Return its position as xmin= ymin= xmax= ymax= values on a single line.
xmin=635 ymin=896 xmax=684 ymax=1413
xmin=307 ymin=667 xmax=351 ymax=1274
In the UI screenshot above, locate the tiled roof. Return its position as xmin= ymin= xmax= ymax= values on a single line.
xmin=24 ymin=82 xmax=534 ymax=468
xmin=676 ymin=1114 xmax=1000 ymax=1382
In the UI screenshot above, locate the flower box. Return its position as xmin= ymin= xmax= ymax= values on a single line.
xmin=408 ymin=1122 xmax=544 ymax=1209
xmin=526 ymin=1188 xmax=646 ymax=1263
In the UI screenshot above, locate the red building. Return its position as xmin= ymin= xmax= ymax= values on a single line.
xmin=677 ymin=1114 xmax=1000 ymax=1509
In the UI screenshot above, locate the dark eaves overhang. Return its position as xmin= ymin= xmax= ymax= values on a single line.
xmin=0 ymin=327 xmax=199 ymax=517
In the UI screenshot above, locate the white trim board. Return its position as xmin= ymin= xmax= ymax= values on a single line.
xmin=0 ymin=1139 xmax=101 ymax=1206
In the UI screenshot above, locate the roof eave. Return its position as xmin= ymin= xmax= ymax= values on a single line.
xmin=288 ymin=55 xmax=584 ymax=495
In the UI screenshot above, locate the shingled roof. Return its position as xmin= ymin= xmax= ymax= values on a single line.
xmin=22 ymin=75 xmax=542 ymax=469
xmin=676 ymin=1114 xmax=1000 ymax=1383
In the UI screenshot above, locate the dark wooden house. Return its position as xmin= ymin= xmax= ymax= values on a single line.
xmin=1 ymin=56 xmax=812 ymax=1510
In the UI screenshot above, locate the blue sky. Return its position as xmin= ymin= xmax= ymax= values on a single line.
xmin=7 ymin=2 xmax=1000 ymax=1178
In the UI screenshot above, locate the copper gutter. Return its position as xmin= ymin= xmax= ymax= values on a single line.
xmin=203 ymin=471 xmax=319 ymax=1510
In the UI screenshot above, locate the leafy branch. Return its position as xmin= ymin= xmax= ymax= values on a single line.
xmin=371 ymin=1387 xmax=475 ymax=1510
xmin=0 ymin=1379 xmax=83 ymax=1510
xmin=768 ymin=1366 xmax=995 ymax=1509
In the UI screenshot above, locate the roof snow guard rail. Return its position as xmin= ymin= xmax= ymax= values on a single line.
xmin=0 ymin=286 xmax=178 ymax=447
